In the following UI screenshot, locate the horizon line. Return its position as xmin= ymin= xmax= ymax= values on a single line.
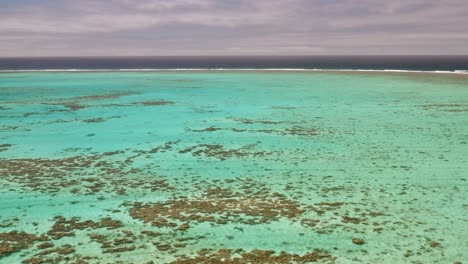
xmin=1 ymin=55 xmax=468 ymax=59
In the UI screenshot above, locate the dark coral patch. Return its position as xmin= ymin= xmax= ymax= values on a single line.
xmin=0 ymin=231 xmax=44 ymax=257
xmin=47 ymin=216 xmax=123 ymax=239
xmin=178 ymin=144 xmax=273 ymax=160
xmin=419 ymin=103 xmax=468 ymax=112
xmin=135 ymin=100 xmax=175 ymax=106
xmin=0 ymin=144 xmax=12 ymax=152
xmin=129 ymin=188 xmax=304 ymax=228
xmin=170 ymin=248 xmax=335 ymax=264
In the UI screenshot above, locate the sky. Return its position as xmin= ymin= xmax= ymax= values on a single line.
xmin=1 ymin=0 xmax=468 ymax=56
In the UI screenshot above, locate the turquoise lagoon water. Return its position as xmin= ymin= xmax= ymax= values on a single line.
xmin=0 ymin=71 xmax=467 ymax=263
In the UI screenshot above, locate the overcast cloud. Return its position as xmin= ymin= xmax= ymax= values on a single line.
xmin=1 ymin=0 xmax=467 ymax=56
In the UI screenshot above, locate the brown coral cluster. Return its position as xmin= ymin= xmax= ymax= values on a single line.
xmin=129 ymin=188 xmax=304 ymax=228
xmin=0 ymin=143 xmax=175 ymax=195
xmin=170 ymin=248 xmax=335 ymax=264
xmin=1 ymin=216 xmax=126 ymax=263
xmin=47 ymin=216 xmax=123 ymax=239
xmin=0 ymin=232 xmax=44 ymax=257
xmin=178 ymin=144 xmax=272 ymax=160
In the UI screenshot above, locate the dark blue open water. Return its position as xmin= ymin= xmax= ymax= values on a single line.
xmin=0 ymin=56 xmax=467 ymax=71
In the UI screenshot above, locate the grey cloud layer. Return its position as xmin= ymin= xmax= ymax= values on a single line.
xmin=1 ymin=0 xmax=467 ymax=56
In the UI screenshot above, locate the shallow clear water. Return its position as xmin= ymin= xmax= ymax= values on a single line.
xmin=0 ymin=71 xmax=467 ymax=263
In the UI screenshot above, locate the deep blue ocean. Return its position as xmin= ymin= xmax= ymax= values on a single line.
xmin=0 ymin=56 xmax=467 ymax=71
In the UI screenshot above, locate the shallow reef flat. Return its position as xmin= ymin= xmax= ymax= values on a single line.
xmin=0 ymin=71 xmax=467 ymax=263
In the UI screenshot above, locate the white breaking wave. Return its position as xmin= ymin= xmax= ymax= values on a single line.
xmin=0 ymin=68 xmax=468 ymax=74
